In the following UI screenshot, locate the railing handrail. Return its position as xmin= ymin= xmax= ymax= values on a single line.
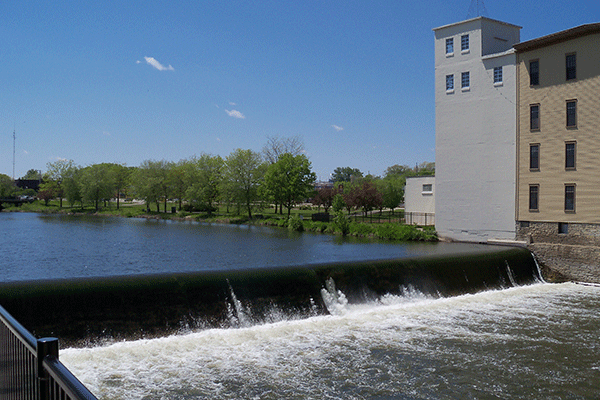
xmin=0 ymin=304 xmax=99 ymax=400
xmin=43 ymin=356 xmax=98 ymax=400
xmin=0 ymin=303 xmax=37 ymax=353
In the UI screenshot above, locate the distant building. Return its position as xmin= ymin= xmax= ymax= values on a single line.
xmin=15 ymin=179 xmax=41 ymax=192
xmin=514 ymin=23 xmax=600 ymax=238
xmin=404 ymin=176 xmax=435 ymax=226
xmin=433 ymin=17 xmax=521 ymax=242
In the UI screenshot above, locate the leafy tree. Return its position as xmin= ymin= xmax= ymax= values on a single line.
xmin=37 ymin=182 xmax=55 ymax=206
xmin=331 ymin=166 xmax=363 ymax=183
xmin=378 ymin=177 xmax=404 ymax=213
xmin=224 ymin=149 xmax=266 ymax=218
xmin=185 ymin=154 xmax=225 ymax=213
xmin=350 ymin=181 xmax=383 ymax=216
xmin=0 ymin=173 xmax=17 ymax=198
xmin=110 ymin=164 xmax=132 ymax=210
xmin=46 ymin=159 xmax=77 ymax=208
xmin=78 ymin=164 xmax=115 ymax=211
xmin=133 ymin=160 xmax=172 ymax=212
xmin=20 ymin=169 xmax=41 ymax=180
xmin=264 ymin=153 xmax=316 ymax=217
xmin=311 ymin=186 xmax=338 ymax=213
xmin=332 ymin=193 xmax=346 ymax=214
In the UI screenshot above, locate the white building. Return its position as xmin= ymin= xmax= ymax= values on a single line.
xmin=433 ymin=17 xmax=521 ymax=242
xmin=404 ymin=176 xmax=435 ymax=226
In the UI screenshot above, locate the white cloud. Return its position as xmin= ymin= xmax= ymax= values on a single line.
xmin=225 ymin=109 xmax=245 ymax=119
xmin=143 ymin=56 xmax=174 ymax=71
xmin=332 ymin=125 xmax=344 ymax=131
xmin=229 ymin=102 xmax=236 ymax=106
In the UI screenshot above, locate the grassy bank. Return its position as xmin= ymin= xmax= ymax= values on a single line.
xmin=2 ymin=200 xmax=437 ymax=242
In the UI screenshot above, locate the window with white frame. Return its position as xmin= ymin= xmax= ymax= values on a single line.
xmin=445 ymin=38 xmax=454 ymax=54
xmin=422 ymin=184 xmax=433 ymax=194
xmin=461 ymin=71 xmax=470 ymax=89
xmin=446 ymin=74 xmax=454 ymax=91
xmin=461 ymin=34 xmax=469 ymax=52
xmin=493 ymin=66 xmax=503 ymax=84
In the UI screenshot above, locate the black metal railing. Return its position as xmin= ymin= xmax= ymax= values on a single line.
xmin=0 ymin=304 xmax=97 ymax=400
xmin=348 ymin=212 xmax=435 ymax=226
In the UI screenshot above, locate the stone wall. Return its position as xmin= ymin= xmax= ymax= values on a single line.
xmin=517 ymin=221 xmax=600 ymax=284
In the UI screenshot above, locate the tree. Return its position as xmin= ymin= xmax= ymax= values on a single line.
xmin=133 ymin=160 xmax=172 ymax=212
xmin=110 ymin=164 xmax=132 ymax=210
xmin=311 ymin=186 xmax=338 ymax=213
xmin=0 ymin=173 xmax=16 ymax=198
xmin=78 ymin=164 xmax=115 ymax=211
xmin=20 ymin=169 xmax=41 ymax=180
xmin=224 ymin=149 xmax=266 ymax=218
xmin=37 ymin=182 xmax=55 ymax=206
xmin=264 ymin=153 xmax=316 ymax=217
xmin=378 ymin=176 xmax=404 ymax=213
xmin=46 ymin=159 xmax=77 ymax=208
xmin=185 ymin=154 xmax=225 ymax=213
xmin=331 ymin=167 xmax=363 ymax=183
xmin=262 ymin=135 xmax=305 ymax=164
xmin=350 ymin=181 xmax=383 ymax=216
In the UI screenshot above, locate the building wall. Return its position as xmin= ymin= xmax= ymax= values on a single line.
xmin=405 ymin=176 xmax=435 ymax=225
xmin=516 ymin=32 xmax=600 ymax=224
xmin=434 ymin=17 xmax=521 ymax=242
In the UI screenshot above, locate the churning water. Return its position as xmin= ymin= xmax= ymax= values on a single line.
xmin=61 ymin=282 xmax=600 ymax=400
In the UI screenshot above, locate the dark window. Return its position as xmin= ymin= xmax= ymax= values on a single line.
xmin=566 ymin=54 xmax=576 ymax=80
xmin=530 ymin=104 xmax=540 ymax=130
xmin=566 ymin=100 xmax=577 ymax=127
xmin=461 ymin=71 xmax=470 ymax=88
xmin=530 ymin=144 xmax=540 ymax=170
xmin=446 ymin=38 xmax=454 ymax=54
xmin=461 ymin=35 xmax=469 ymax=51
xmin=565 ymin=142 xmax=576 ymax=169
xmin=559 ymin=222 xmax=569 ymax=234
xmin=529 ymin=60 xmax=539 ymax=86
xmin=446 ymin=74 xmax=454 ymax=91
xmin=493 ymin=66 xmax=503 ymax=83
xmin=565 ymin=185 xmax=575 ymax=212
xmin=529 ymin=185 xmax=539 ymax=211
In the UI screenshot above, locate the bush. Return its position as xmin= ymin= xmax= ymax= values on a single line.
xmin=287 ymin=215 xmax=304 ymax=232
xmin=334 ymin=211 xmax=350 ymax=236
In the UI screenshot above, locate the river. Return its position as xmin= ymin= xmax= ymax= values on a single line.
xmin=2 ymin=212 xmax=599 ymax=399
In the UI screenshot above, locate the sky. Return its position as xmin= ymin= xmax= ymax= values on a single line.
xmin=1 ymin=1 xmax=599 ymax=181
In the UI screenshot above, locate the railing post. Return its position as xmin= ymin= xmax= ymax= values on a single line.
xmin=38 ymin=337 xmax=59 ymax=400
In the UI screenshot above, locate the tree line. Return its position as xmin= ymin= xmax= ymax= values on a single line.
xmin=2 ymin=137 xmax=434 ymax=217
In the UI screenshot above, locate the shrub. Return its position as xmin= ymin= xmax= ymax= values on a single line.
xmin=334 ymin=211 xmax=350 ymax=236
xmin=287 ymin=215 xmax=304 ymax=232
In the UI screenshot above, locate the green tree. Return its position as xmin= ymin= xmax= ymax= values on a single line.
xmin=20 ymin=169 xmax=41 ymax=180
xmin=78 ymin=164 xmax=115 ymax=211
xmin=110 ymin=164 xmax=132 ymax=210
xmin=224 ymin=149 xmax=266 ymax=218
xmin=185 ymin=154 xmax=224 ymax=213
xmin=37 ymin=182 xmax=55 ymax=206
xmin=0 ymin=173 xmax=17 ymax=198
xmin=378 ymin=176 xmax=404 ymax=213
xmin=331 ymin=166 xmax=363 ymax=183
xmin=264 ymin=153 xmax=316 ymax=217
xmin=46 ymin=159 xmax=77 ymax=208
xmin=133 ymin=160 xmax=172 ymax=212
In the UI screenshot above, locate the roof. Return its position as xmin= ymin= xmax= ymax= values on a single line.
xmin=514 ymin=23 xmax=600 ymax=52
xmin=433 ymin=16 xmax=522 ymax=32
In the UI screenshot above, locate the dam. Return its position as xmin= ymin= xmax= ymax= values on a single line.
xmin=1 ymin=212 xmax=599 ymax=399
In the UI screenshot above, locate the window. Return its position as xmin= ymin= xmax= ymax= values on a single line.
xmin=558 ymin=222 xmax=569 ymax=234
xmin=529 ymin=185 xmax=539 ymax=211
xmin=446 ymin=74 xmax=454 ymax=91
xmin=530 ymin=104 xmax=540 ymax=130
xmin=566 ymin=53 xmax=576 ymax=80
xmin=461 ymin=34 xmax=469 ymax=52
xmin=565 ymin=142 xmax=576 ymax=170
xmin=422 ymin=184 xmax=433 ymax=193
xmin=461 ymin=71 xmax=470 ymax=89
xmin=493 ymin=66 xmax=503 ymax=84
xmin=529 ymin=60 xmax=539 ymax=86
xmin=445 ymin=38 xmax=454 ymax=54
xmin=566 ymin=100 xmax=577 ymax=127
xmin=530 ymin=144 xmax=540 ymax=170
xmin=565 ymin=185 xmax=575 ymax=212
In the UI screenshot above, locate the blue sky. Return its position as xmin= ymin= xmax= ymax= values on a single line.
xmin=2 ymin=1 xmax=599 ymax=181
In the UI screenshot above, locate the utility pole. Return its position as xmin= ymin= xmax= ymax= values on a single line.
xmin=13 ymin=128 xmax=16 ymax=180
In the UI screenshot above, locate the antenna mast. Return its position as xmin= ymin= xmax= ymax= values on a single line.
xmin=12 ymin=127 xmax=16 ymax=180
xmin=467 ymin=0 xmax=488 ymax=19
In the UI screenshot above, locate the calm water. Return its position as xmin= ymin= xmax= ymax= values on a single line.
xmin=1 ymin=212 xmax=488 ymax=282
xmin=3 ymin=212 xmax=599 ymax=399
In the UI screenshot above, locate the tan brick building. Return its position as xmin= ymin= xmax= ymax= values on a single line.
xmin=514 ymin=24 xmax=600 ymax=281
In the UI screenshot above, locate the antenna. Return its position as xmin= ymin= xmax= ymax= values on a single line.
xmin=467 ymin=0 xmax=488 ymax=19
xmin=12 ymin=126 xmax=16 ymax=180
